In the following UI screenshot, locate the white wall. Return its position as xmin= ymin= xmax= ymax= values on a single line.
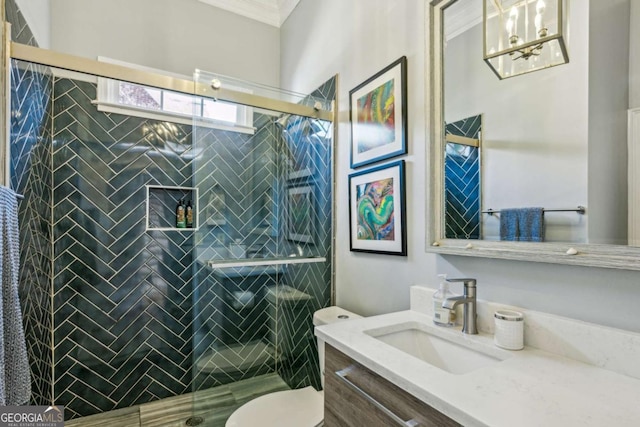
xmin=50 ymin=0 xmax=280 ymax=86
xmin=631 ymin=0 xmax=640 ymax=109
xmin=444 ymin=10 xmax=589 ymax=242
xmin=280 ymin=0 xmax=640 ymax=333
xmin=15 ymin=0 xmax=50 ymax=48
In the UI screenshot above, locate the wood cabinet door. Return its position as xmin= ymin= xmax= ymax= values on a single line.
xmin=324 ymin=345 xmax=461 ymax=427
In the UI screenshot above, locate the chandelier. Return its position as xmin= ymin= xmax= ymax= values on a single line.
xmin=483 ymin=0 xmax=569 ymax=79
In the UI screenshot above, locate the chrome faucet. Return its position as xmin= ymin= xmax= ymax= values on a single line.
xmin=442 ymin=278 xmax=478 ymax=335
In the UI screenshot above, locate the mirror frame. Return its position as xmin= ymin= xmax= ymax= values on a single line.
xmin=426 ymin=0 xmax=640 ymax=271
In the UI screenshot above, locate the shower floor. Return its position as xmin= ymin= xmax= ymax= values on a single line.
xmin=65 ymin=373 xmax=290 ymax=427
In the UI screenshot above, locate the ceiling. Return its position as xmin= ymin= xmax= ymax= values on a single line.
xmin=197 ymin=0 xmax=301 ymax=27
xmin=444 ymin=0 xmax=483 ymax=41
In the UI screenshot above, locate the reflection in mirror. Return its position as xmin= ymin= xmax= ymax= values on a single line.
xmin=428 ymin=0 xmax=640 ymax=271
xmin=444 ymin=114 xmax=482 ymax=239
xmin=442 ymin=0 xmax=630 ymax=245
xmin=483 ymin=0 xmax=569 ymax=79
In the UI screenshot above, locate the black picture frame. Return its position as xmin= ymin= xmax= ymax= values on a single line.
xmin=349 ymin=56 xmax=408 ymax=169
xmin=348 ymin=160 xmax=407 ymax=256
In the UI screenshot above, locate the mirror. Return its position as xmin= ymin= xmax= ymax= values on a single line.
xmin=427 ymin=0 xmax=640 ymax=270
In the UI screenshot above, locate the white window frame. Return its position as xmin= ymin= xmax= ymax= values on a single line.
xmin=94 ymin=57 xmax=255 ymax=134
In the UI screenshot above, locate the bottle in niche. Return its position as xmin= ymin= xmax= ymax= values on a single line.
xmin=185 ymin=200 xmax=193 ymax=228
xmin=176 ymin=199 xmax=186 ymax=228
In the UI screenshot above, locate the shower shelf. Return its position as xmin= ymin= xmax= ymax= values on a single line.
xmin=208 ymin=256 xmax=326 ymax=269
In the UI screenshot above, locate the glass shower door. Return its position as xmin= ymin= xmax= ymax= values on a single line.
xmin=189 ymin=70 xmax=335 ymax=425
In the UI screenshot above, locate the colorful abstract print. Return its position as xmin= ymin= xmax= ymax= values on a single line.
xmin=356 ymin=178 xmax=395 ymax=241
xmin=356 ymin=79 xmax=395 ymax=152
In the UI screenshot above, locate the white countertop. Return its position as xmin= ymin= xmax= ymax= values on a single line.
xmin=316 ymin=308 xmax=640 ymax=427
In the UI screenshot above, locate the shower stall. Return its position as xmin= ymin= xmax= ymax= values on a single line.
xmin=6 ymin=3 xmax=335 ymax=425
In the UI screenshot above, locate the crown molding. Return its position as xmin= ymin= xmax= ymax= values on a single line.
xmin=198 ymin=0 xmax=300 ymax=27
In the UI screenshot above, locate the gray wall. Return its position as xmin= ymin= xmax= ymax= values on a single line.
xmin=14 ymin=0 xmax=50 ymax=48
xmin=49 ymin=0 xmax=280 ymax=86
xmin=587 ymin=0 xmax=629 ymax=245
xmin=280 ymin=0 xmax=640 ymax=333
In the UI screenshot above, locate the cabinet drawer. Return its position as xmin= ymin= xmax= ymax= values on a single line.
xmin=324 ymin=344 xmax=461 ymax=427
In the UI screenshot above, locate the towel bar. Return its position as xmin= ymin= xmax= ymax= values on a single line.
xmin=482 ymin=206 xmax=586 ymax=216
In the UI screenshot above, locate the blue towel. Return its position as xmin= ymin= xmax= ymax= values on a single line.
xmin=499 ymin=207 xmax=545 ymax=242
xmin=499 ymin=209 xmax=519 ymax=241
xmin=0 ymin=186 xmax=31 ymax=405
xmin=518 ymin=207 xmax=544 ymax=242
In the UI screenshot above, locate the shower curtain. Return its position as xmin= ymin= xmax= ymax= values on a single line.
xmin=0 ymin=185 xmax=30 ymax=405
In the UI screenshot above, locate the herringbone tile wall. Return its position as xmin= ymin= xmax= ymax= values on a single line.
xmin=9 ymin=30 xmax=335 ymax=420
xmin=51 ymin=78 xmax=196 ymax=418
xmin=445 ymin=115 xmax=482 ymax=239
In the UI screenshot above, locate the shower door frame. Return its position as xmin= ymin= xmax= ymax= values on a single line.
xmin=8 ymin=42 xmax=334 ymax=121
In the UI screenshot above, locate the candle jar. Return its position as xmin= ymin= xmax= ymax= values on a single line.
xmin=494 ymin=310 xmax=524 ymax=350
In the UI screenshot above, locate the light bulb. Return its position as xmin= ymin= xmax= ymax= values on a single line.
xmin=508 ymin=6 xmax=519 ymax=39
xmin=535 ymin=13 xmax=544 ymax=34
xmin=506 ymin=18 xmax=514 ymax=35
xmin=535 ymin=0 xmax=548 ymax=38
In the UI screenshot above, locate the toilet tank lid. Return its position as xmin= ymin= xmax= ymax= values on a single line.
xmin=313 ymin=306 xmax=361 ymax=326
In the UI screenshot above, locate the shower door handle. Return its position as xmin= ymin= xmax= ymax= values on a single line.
xmin=335 ymin=366 xmax=419 ymax=427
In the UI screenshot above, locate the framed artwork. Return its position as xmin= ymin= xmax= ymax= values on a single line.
xmin=349 ymin=160 xmax=407 ymax=256
xmin=350 ymin=56 xmax=407 ymax=169
xmin=287 ymin=185 xmax=314 ymax=244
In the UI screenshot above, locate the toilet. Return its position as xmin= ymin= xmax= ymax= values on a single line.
xmin=225 ymin=306 xmax=361 ymax=427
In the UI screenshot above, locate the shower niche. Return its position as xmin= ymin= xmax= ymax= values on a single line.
xmin=146 ymin=185 xmax=199 ymax=231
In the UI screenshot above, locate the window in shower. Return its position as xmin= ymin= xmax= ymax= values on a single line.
xmin=94 ymin=57 xmax=254 ymax=133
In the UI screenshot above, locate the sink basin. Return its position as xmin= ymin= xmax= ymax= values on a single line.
xmin=364 ymin=321 xmax=509 ymax=374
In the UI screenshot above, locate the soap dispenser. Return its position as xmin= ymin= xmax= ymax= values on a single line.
xmin=433 ymin=274 xmax=456 ymax=327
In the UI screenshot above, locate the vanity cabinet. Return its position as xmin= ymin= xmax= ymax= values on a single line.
xmin=324 ymin=344 xmax=460 ymax=427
